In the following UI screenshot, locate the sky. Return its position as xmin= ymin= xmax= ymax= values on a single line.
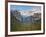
xmin=10 ymin=5 xmax=41 ymax=11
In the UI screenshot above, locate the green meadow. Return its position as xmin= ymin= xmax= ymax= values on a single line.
xmin=10 ymin=15 xmax=41 ymax=32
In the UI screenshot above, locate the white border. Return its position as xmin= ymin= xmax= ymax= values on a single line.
xmin=8 ymin=2 xmax=43 ymax=35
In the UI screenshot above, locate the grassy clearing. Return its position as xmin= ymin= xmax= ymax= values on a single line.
xmin=11 ymin=18 xmax=41 ymax=31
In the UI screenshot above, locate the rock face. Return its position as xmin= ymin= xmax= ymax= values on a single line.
xmin=11 ymin=10 xmax=41 ymax=23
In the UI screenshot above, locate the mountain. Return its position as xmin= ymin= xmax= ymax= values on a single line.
xmin=11 ymin=10 xmax=41 ymax=23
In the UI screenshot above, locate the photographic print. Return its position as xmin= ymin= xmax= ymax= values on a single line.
xmin=8 ymin=2 xmax=45 ymax=35
xmin=10 ymin=4 xmax=41 ymax=31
